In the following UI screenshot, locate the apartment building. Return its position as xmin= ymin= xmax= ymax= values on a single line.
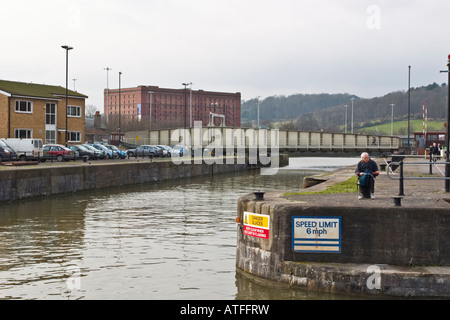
xmin=0 ymin=80 xmax=88 ymax=145
xmin=104 ymin=85 xmax=241 ymax=129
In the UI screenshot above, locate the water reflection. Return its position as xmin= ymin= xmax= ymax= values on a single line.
xmin=0 ymin=158 xmax=359 ymax=300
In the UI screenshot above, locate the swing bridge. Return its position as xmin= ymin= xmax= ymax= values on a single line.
xmin=122 ymin=127 xmax=401 ymax=154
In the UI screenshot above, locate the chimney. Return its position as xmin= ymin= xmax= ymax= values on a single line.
xmin=94 ymin=111 xmax=101 ymax=128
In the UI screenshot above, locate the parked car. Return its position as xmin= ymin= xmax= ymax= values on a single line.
xmin=88 ymin=144 xmax=114 ymax=159
xmin=82 ymin=144 xmax=106 ymax=159
xmin=171 ymin=145 xmax=190 ymax=157
xmin=1 ymin=138 xmax=43 ymax=161
xmin=69 ymin=145 xmax=98 ymax=160
xmin=0 ymin=140 xmax=18 ymax=162
xmin=41 ymin=144 xmax=75 ymax=162
xmin=105 ymin=144 xmax=127 ymax=159
xmin=156 ymin=145 xmax=169 ymax=157
xmin=127 ymin=145 xmax=159 ymax=158
xmin=151 ymin=145 xmax=165 ymax=157
xmin=157 ymin=145 xmax=173 ymax=157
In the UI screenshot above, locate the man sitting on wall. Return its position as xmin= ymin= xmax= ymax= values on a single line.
xmin=355 ymin=152 xmax=380 ymax=200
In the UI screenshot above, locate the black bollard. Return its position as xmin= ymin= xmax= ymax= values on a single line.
xmin=430 ymin=154 xmax=433 ymax=175
xmin=254 ymin=191 xmax=265 ymax=201
xmin=399 ymin=161 xmax=404 ymax=196
xmin=393 ymin=196 xmax=403 ymax=207
xmin=446 ymin=158 xmax=450 ymax=192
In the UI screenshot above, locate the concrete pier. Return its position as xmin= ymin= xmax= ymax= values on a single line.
xmin=236 ymin=159 xmax=450 ymax=298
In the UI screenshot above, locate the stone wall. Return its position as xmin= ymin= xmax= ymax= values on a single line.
xmin=236 ymin=192 xmax=450 ymax=297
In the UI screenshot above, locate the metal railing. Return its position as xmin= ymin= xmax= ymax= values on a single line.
xmin=387 ymin=160 xmax=450 ymax=196
xmin=123 ymin=127 xmax=401 ymax=152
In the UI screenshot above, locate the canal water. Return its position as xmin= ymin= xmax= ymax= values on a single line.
xmin=0 ymin=157 xmax=359 ymax=300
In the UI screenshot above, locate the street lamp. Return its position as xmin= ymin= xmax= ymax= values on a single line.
xmin=391 ymin=104 xmax=395 ymax=136
xmin=257 ymin=96 xmax=261 ymax=129
xmin=118 ymin=72 xmax=122 ymax=143
xmin=344 ymin=105 xmax=349 ymax=134
xmin=391 ymin=104 xmax=395 ymax=137
xmin=446 ymin=56 xmax=450 ymax=192
xmin=351 ymin=98 xmax=355 ymax=134
xmin=148 ymin=91 xmax=153 ymax=131
xmin=408 ymin=65 xmax=411 ymax=148
xmin=189 ymin=82 xmax=193 ymax=127
xmin=61 ymin=45 xmax=73 ymax=146
xmin=104 ymin=67 xmax=112 ymax=123
xmin=441 ymin=55 xmax=450 ymax=192
xmin=182 ymin=83 xmax=189 ymax=128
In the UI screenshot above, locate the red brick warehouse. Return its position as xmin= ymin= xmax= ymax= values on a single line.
xmin=104 ymin=85 xmax=241 ymax=130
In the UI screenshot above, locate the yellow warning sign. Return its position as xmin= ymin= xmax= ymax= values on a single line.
xmin=243 ymin=212 xmax=270 ymax=239
xmin=245 ymin=212 xmax=269 ymax=228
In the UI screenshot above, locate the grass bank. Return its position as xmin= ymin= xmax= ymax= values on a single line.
xmin=283 ymin=175 xmax=358 ymax=196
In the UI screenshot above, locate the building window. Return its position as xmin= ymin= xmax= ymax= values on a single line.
xmin=45 ymin=130 xmax=56 ymax=144
xmin=15 ymin=129 xmax=32 ymax=139
xmin=68 ymin=131 xmax=81 ymax=143
xmin=15 ymin=100 xmax=33 ymax=113
xmin=67 ymin=106 xmax=82 ymax=117
xmin=46 ymin=103 xmax=57 ymax=125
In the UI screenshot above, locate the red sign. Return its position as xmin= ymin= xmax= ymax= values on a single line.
xmin=243 ymin=212 xmax=270 ymax=239
xmin=244 ymin=226 xmax=270 ymax=239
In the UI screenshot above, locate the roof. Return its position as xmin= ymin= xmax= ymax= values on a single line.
xmin=0 ymin=79 xmax=88 ymax=99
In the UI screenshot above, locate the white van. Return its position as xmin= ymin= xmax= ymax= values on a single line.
xmin=1 ymin=138 xmax=44 ymax=160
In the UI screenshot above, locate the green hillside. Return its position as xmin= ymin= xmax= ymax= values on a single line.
xmin=353 ymin=119 xmax=446 ymax=136
xmin=242 ymin=82 xmax=448 ymax=132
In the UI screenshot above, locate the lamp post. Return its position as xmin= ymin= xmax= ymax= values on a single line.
xmin=118 ymin=72 xmax=122 ymax=144
xmin=104 ymin=67 xmax=112 ymax=123
xmin=408 ymin=65 xmax=411 ymax=149
xmin=351 ymin=97 xmax=355 ymax=134
xmin=443 ymin=56 xmax=450 ymax=192
xmin=391 ymin=104 xmax=395 ymax=136
xmin=344 ymin=105 xmax=348 ymax=134
xmin=257 ymin=96 xmax=261 ymax=129
xmin=439 ymin=56 xmax=450 ymax=192
xmin=182 ymin=83 xmax=189 ymax=128
xmin=189 ymin=82 xmax=193 ymax=128
xmin=61 ymin=45 xmax=73 ymax=146
xmin=148 ymin=91 xmax=153 ymax=131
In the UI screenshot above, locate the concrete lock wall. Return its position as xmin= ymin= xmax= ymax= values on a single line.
xmin=236 ymin=193 xmax=450 ymax=297
xmin=0 ymin=161 xmax=253 ymax=202
xmin=0 ymin=153 xmax=290 ymax=202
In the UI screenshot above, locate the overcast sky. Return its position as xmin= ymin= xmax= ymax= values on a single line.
xmin=1 ymin=0 xmax=450 ymax=109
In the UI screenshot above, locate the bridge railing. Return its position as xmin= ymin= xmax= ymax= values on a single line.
xmin=278 ymin=131 xmax=399 ymax=151
xmin=123 ymin=127 xmax=401 ymax=151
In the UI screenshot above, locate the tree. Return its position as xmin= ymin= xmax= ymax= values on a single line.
xmin=85 ymin=104 xmax=99 ymax=118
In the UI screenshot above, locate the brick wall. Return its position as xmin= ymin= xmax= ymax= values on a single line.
xmin=0 ymin=96 xmax=85 ymax=144
xmin=0 ymin=94 xmax=9 ymax=138
xmin=104 ymin=85 xmax=241 ymax=129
